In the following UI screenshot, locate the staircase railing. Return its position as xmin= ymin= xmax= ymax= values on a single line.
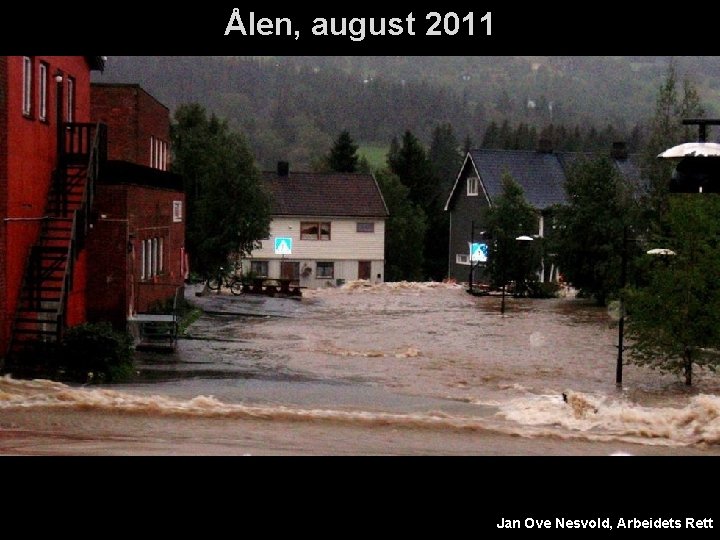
xmin=54 ymin=122 xmax=106 ymax=342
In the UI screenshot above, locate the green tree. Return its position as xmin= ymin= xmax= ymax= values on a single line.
xmin=626 ymin=195 xmax=720 ymax=386
xmin=553 ymin=157 xmax=640 ymax=305
xmin=642 ymin=62 xmax=704 ymax=216
xmin=171 ymin=103 xmax=271 ymax=276
xmin=388 ymin=131 xmax=447 ymax=279
xmin=327 ymin=130 xmax=359 ymax=173
xmin=375 ymin=169 xmax=427 ymax=281
xmin=485 ymin=174 xmax=541 ymax=296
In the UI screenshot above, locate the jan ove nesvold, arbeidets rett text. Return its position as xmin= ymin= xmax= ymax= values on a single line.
xmin=497 ymin=518 xmax=714 ymax=530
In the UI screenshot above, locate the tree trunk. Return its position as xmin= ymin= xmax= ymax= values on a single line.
xmin=684 ymin=348 xmax=692 ymax=386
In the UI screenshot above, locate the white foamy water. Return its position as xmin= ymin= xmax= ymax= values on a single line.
xmin=2 ymin=282 xmax=720 ymax=455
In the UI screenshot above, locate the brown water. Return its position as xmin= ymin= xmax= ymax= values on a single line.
xmin=1 ymin=282 xmax=719 ymax=455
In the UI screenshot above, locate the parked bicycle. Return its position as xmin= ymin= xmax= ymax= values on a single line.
xmin=206 ymin=267 xmax=244 ymax=296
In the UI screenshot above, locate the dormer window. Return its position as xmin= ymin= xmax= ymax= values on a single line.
xmin=467 ymin=175 xmax=479 ymax=196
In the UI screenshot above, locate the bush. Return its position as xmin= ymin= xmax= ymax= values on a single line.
xmin=526 ymin=281 xmax=561 ymax=299
xmin=58 ymin=323 xmax=134 ymax=383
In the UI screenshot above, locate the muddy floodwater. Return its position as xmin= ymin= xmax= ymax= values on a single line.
xmin=2 ymin=282 xmax=720 ymax=455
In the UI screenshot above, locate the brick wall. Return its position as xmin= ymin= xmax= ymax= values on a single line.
xmin=91 ymin=84 xmax=170 ymax=168
xmin=0 ymin=57 xmax=8 ymax=355
xmin=128 ymin=185 xmax=185 ymax=313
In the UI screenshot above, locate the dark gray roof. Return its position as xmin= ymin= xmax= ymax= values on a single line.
xmin=470 ymin=149 xmax=567 ymax=209
xmin=262 ymin=171 xmax=389 ymax=218
xmin=446 ymin=149 xmax=642 ymax=211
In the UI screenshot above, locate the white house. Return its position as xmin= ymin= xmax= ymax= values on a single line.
xmin=244 ymin=163 xmax=389 ymax=288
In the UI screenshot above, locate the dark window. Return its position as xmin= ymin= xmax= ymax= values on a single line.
xmin=66 ymin=76 xmax=75 ymax=123
xmin=38 ymin=62 xmax=48 ymax=121
xmin=22 ymin=56 xmax=33 ymax=117
xmin=316 ymin=262 xmax=334 ymax=279
xmin=251 ymin=261 xmax=269 ymax=277
xmin=356 ymin=222 xmax=375 ymax=233
xmin=301 ymin=221 xmax=331 ymax=240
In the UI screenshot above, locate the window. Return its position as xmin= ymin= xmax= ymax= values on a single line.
xmin=146 ymin=239 xmax=152 ymax=279
xmin=159 ymin=237 xmax=164 ymax=273
xmin=250 ymin=261 xmax=269 ymax=277
xmin=173 ymin=201 xmax=183 ymax=223
xmin=140 ymin=241 xmax=146 ymax=280
xmin=316 ymin=262 xmax=335 ymax=279
xmin=467 ymin=176 xmax=479 ymax=196
xmin=66 ymin=77 xmax=75 ymax=122
xmin=38 ymin=62 xmax=48 ymax=121
xmin=301 ymin=221 xmax=331 ymax=240
xmin=356 ymin=222 xmax=375 ymax=233
xmin=151 ymin=238 xmax=158 ymax=277
xmin=456 ymin=254 xmax=470 ymax=265
xmin=150 ymin=137 xmax=169 ymax=170
xmin=150 ymin=136 xmax=155 ymax=167
xmin=22 ymin=56 xmax=33 ymax=116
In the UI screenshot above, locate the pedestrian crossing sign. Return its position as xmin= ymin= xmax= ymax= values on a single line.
xmin=274 ymin=237 xmax=293 ymax=255
xmin=470 ymin=242 xmax=488 ymax=263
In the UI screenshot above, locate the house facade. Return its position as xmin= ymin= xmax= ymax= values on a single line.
xmin=89 ymin=84 xmax=185 ymax=326
xmin=245 ymin=165 xmax=388 ymax=288
xmin=445 ymin=143 xmax=639 ymax=283
xmin=0 ymin=55 xmax=105 ymax=358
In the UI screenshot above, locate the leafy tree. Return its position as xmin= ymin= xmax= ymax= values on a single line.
xmin=388 ymin=131 xmax=448 ymax=279
xmin=642 ymin=62 xmax=704 ymax=217
xmin=626 ymin=195 xmax=720 ymax=386
xmin=327 ymin=130 xmax=359 ymax=173
xmin=552 ymin=157 xmax=641 ymax=305
xmin=171 ymin=103 xmax=271 ymax=276
xmin=375 ymin=169 xmax=427 ymax=281
xmin=429 ymin=124 xmax=462 ymax=194
xmin=485 ymin=174 xmax=541 ymax=296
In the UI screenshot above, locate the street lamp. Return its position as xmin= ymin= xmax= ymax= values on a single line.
xmin=500 ymin=235 xmax=534 ymax=314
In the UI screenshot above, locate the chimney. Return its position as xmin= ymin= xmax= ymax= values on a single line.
xmin=537 ymin=139 xmax=553 ymax=154
xmin=611 ymin=142 xmax=628 ymax=161
xmin=277 ymin=161 xmax=290 ymax=177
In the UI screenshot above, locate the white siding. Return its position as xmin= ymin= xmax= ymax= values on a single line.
xmin=244 ymin=217 xmax=386 ymax=288
xmin=252 ymin=218 xmax=385 ymax=260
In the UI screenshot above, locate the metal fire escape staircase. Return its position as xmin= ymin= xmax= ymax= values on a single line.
xmin=8 ymin=123 xmax=106 ymax=358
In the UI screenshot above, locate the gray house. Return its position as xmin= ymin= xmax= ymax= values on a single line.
xmin=444 ymin=143 xmax=639 ymax=283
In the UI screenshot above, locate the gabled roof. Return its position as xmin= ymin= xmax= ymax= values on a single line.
xmin=445 ymin=149 xmax=641 ymax=211
xmin=262 ymin=171 xmax=389 ymax=218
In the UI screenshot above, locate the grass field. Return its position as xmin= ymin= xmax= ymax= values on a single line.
xmin=358 ymin=145 xmax=388 ymax=171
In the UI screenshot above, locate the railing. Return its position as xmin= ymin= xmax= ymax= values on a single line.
xmin=54 ymin=122 xmax=106 ymax=342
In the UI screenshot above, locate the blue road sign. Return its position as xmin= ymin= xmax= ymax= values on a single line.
xmin=470 ymin=242 xmax=488 ymax=263
xmin=274 ymin=237 xmax=293 ymax=255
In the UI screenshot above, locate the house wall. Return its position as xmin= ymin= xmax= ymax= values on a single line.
xmin=90 ymin=84 xmax=170 ymax=168
xmin=126 ymin=185 xmax=185 ymax=314
xmin=245 ymin=217 xmax=386 ymax=287
xmin=447 ymin=166 xmax=490 ymax=283
xmin=1 ymin=56 xmax=93 ymax=355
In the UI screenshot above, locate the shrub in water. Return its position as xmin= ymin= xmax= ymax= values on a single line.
xmin=59 ymin=322 xmax=134 ymax=383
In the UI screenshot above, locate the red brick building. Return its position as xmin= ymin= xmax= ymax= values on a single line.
xmin=88 ymin=84 xmax=185 ymax=326
xmin=0 ymin=56 xmax=105 ymax=358
xmin=0 ymin=61 xmax=185 ymax=360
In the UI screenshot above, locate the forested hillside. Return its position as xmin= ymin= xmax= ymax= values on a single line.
xmin=95 ymin=56 xmax=720 ymax=168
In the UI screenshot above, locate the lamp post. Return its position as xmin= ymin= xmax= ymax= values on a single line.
xmin=500 ymin=235 xmax=534 ymax=314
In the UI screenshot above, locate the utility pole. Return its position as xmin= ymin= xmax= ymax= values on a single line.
xmin=616 ymin=225 xmax=628 ymax=387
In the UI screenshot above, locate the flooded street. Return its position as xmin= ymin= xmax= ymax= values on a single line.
xmin=2 ymin=282 xmax=720 ymax=455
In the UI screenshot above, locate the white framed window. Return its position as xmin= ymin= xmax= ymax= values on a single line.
xmin=66 ymin=76 xmax=75 ymax=122
xmin=316 ymin=262 xmax=335 ymax=279
xmin=356 ymin=222 xmax=375 ymax=233
xmin=140 ymin=241 xmax=146 ymax=280
xmin=22 ymin=56 xmax=33 ymax=116
xmin=151 ymin=238 xmax=158 ymax=277
xmin=173 ymin=201 xmax=183 ymax=223
xmin=38 ymin=62 xmax=48 ymax=121
xmin=146 ymin=239 xmax=152 ymax=279
xmin=467 ymin=176 xmax=479 ymax=196
xmin=456 ymin=254 xmax=470 ymax=265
